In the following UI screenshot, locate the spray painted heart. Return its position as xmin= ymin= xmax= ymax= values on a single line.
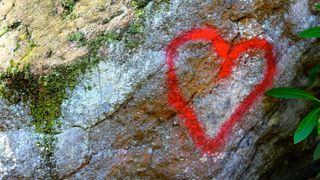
xmin=166 ymin=27 xmax=276 ymax=154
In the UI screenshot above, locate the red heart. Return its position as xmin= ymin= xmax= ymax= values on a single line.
xmin=166 ymin=27 xmax=276 ymax=154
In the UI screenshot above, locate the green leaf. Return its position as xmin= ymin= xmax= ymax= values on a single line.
xmin=265 ymin=88 xmax=320 ymax=103
xmin=318 ymin=117 xmax=320 ymax=135
xmin=316 ymin=3 xmax=320 ymax=11
xmin=298 ymin=27 xmax=320 ymax=38
xmin=309 ymin=64 xmax=320 ymax=87
xmin=314 ymin=142 xmax=320 ymax=160
xmin=294 ymin=108 xmax=320 ymax=144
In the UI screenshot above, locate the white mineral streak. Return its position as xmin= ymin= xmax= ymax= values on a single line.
xmin=0 ymin=0 xmax=319 ymax=178
xmin=60 ymin=49 xmax=165 ymax=128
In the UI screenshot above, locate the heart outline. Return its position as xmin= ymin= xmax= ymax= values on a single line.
xmin=166 ymin=27 xmax=276 ymax=154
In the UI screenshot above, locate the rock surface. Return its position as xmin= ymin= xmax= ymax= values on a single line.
xmin=0 ymin=0 xmax=319 ymax=179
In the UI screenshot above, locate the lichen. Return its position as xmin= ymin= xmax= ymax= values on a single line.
xmin=0 ymin=27 xmax=123 ymax=178
xmin=0 ymin=1 xmax=169 ymax=177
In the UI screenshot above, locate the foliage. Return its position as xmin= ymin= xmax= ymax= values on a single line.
xmin=60 ymin=0 xmax=78 ymax=17
xmin=69 ymin=31 xmax=86 ymax=46
xmin=0 ymin=32 xmax=122 ymax=134
xmin=266 ymin=66 xmax=320 ymax=160
xmin=297 ymin=6 xmax=320 ymax=38
xmin=0 ymin=27 xmax=123 ymax=178
xmin=293 ymin=108 xmax=320 ymax=144
xmin=265 ymin=88 xmax=320 ymax=103
xmin=316 ymin=3 xmax=320 ymax=11
xmin=298 ymin=27 xmax=320 ymax=38
xmin=309 ymin=64 xmax=320 ymax=86
xmin=266 ymin=4 xmax=320 ymax=163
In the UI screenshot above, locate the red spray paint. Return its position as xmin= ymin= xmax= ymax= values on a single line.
xmin=166 ymin=27 xmax=276 ymax=154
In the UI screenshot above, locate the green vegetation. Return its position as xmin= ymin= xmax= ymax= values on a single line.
xmin=266 ymin=70 xmax=320 ymax=160
xmin=124 ymin=20 xmax=144 ymax=49
xmin=298 ymin=27 xmax=320 ymax=38
xmin=0 ymin=1 xmax=171 ymax=177
xmin=266 ymin=88 xmax=320 ymax=103
xmin=37 ymin=135 xmax=58 ymax=178
xmin=0 ymin=28 xmax=123 ymax=178
xmin=153 ymin=0 xmax=171 ymax=11
xmin=297 ymin=4 xmax=320 ymax=38
xmin=69 ymin=31 xmax=86 ymax=47
xmin=131 ymin=0 xmax=150 ymax=10
xmin=87 ymin=31 xmax=121 ymax=52
xmin=60 ymin=0 xmax=78 ymax=17
xmin=124 ymin=1 xmax=149 ymax=49
xmin=0 ymin=29 xmax=123 ymax=134
xmin=265 ymin=4 xmax=320 ymax=165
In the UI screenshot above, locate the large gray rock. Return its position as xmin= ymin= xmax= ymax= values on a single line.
xmin=0 ymin=0 xmax=319 ymax=179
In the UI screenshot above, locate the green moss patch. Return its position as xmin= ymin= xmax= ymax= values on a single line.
xmin=60 ymin=0 xmax=78 ymax=17
xmin=69 ymin=31 xmax=86 ymax=47
xmin=0 ymin=0 xmax=169 ymax=134
xmin=0 ymin=30 xmax=122 ymax=134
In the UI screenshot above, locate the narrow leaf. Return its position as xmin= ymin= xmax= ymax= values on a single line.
xmin=294 ymin=108 xmax=320 ymax=144
xmin=316 ymin=3 xmax=320 ymax=11
xmin=309 ymin=64 xmax=320 ymax=86
xmin=318 ymin=117 xmax=320 ymax=135
xmin=265 ymin=88 xmax=320 ymax=102
xmin=314 ymin=142 xmax=320 ymax=160
xmin=298 ymin=27 xmax=320 ymax=38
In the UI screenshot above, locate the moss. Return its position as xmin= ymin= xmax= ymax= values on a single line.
xmin=124 ymin=20 xmax=145 ymax=49
xmin=131 ymin=0 xmax=151 ymax=9
xmin=60 ymin=0 xmax=78 ymax=17
xmin=123 ymin=1 xmax=148 ymax=49
xmin=36 ymin=135 xmax=58 ymax=178
xmin=0 ymin=0 xmax=163 ymax=133
xmin=0 ymin=0 xmax=170 ymax=175
xmin=0 ymin=30 xmax=122 ymax=135
xmin=87 ymin=31 xmax=121 ymax=53
xmin=0 ymin=28 xmax=125 ymax=178
xmin=153 ymin=0 xmax=171 ymax=11
xmin=69 ymin=31 xmax=86 ymax=47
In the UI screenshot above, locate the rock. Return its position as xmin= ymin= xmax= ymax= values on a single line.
xmin=0 ymin=0 xmax=319 ymax=179
xmin=0 ymin=128 xmax=43 ymax=178
xmin=55 ymin=127 xmax=90 ymax=178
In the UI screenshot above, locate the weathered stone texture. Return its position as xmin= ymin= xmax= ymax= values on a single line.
xmin=0 ymin=0 xmax=319 ymax=179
